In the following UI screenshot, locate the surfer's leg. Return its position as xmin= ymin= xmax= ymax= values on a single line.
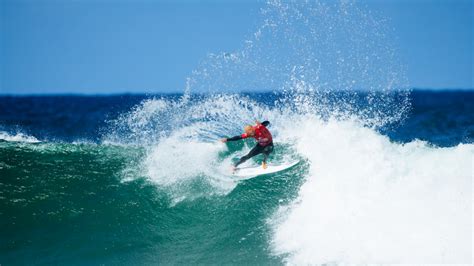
xmin=262 ymin=144 xmax=274 ymax=163
xmin=234 ymin=145 xmax=264 ymax=167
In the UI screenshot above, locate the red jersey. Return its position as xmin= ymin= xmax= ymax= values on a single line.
xmin=241 ymin=124 xmax=273 ymax=146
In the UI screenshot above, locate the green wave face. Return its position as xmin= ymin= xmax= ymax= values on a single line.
xmin=0 ymin=141 xmax=305 ymax=265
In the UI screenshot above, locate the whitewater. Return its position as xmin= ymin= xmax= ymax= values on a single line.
xmin=271 ymin=118 xmax=472 ymax=264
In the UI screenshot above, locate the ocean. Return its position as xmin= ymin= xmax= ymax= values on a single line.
xmin=0 ymin=90 xmax=472 ymax=264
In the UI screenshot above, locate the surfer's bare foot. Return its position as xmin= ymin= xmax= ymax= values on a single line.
xmin=262 ymin=162 xmax=267 ymax=169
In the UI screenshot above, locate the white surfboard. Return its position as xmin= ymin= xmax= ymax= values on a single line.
xmin=233 ymin=161 xmax=299 ymax=180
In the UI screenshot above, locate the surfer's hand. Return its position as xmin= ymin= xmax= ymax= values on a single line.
xmin=255 ymin=120 xmax=261 ymax=125
xmin=220 ymin=138 xmax=227 ymax=143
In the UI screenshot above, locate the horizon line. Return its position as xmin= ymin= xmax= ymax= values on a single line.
xmin=0 ymin=87 xmax=473 ymax=97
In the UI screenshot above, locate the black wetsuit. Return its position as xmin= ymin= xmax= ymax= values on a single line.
xmin=226 ymin=136 xmax=274 ymax=167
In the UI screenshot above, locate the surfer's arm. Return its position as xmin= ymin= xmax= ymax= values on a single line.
xmin=226 ymin=135 xmax=243 ymax=141
xmin=221 ymin=133 xmax=249 ymax=142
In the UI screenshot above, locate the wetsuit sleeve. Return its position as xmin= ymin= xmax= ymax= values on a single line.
xmin=226 ymin=133 xmax=248 ymax=141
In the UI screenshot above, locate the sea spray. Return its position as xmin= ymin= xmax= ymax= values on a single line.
xmin=187 ymin=0 xmax=410 ymax=126
xmin=0 ymin=131 xmax=41 ymax=143
xmin=105 ymin=94 xmax=290 ymax=203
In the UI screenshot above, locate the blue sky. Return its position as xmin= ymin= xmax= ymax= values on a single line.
xmin=0 ymin=0 xmax=472 ymax=94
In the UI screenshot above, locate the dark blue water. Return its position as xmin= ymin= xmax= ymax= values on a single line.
xmin=384 ymin=90 xmax=474 ymax=146
xmin=1 ymin=90 xmax=473 ymax=146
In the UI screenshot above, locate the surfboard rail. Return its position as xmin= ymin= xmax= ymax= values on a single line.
xmin=232 ymin=161 xmax=300 ymax=180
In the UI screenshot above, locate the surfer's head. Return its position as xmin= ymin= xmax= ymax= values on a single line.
xmin=244 ymin=125 xmax=255 ymax=136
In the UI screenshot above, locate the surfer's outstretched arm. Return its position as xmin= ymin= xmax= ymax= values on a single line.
xmin=226 ymin=135 xmax=243 ymax=141
xmin=221 ymin=134 xmax=248 ymax=143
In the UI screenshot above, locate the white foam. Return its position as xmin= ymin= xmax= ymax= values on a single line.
xmin=143 ymin=127 xmax=237 ymax=204
xmin=0 ymin=131 xmax=41 ymax=143
xmin=145 ymin=136 xmax=222 ymax=186
xmin=270 ymin=118 xmax=473 ymax=264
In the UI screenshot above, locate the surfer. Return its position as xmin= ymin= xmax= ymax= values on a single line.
xmin=221 ymin=120 xmax=273 ymax=169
